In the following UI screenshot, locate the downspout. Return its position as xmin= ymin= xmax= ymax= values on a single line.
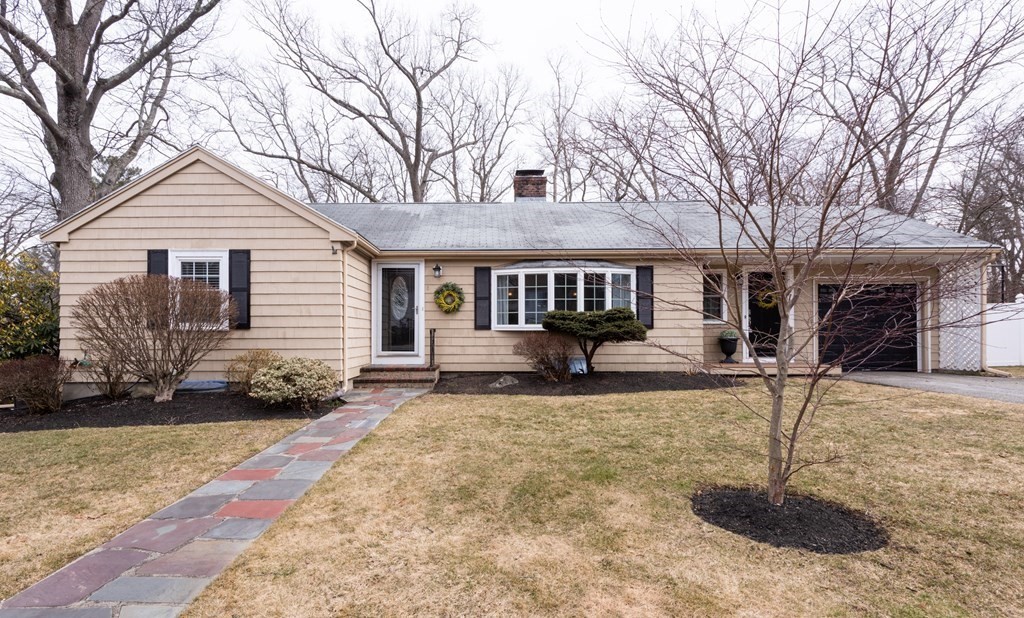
xmin=335 ymin=240 xmax=357 ymax=390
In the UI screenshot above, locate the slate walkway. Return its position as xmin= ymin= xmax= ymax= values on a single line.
xmin=0 ymin=388 xmax=425 ymax=618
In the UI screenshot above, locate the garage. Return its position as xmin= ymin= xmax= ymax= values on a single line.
xmin=818 ymin=284 xmax=919 ymax=372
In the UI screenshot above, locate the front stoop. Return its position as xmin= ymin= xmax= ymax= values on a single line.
xmin=352 ymin=365 xmax=440 ymax=389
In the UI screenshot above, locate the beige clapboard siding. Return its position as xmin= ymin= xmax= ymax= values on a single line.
xmin=420 ymin=260 xmax=703 ymax=373
xmin=345 ymin=252 xmax=372 ymax=378
xmin=59 ymin=160 xmax=345 ymax=382
xmin=697 ymin=263 xmax=939 ymax=369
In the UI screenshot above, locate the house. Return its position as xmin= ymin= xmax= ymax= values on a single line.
xmin=41 ymin=147 xmax=998 ymax=392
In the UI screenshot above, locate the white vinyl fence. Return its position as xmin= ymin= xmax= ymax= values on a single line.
xmin=985 ymin=295 xmax=1024 ymax=366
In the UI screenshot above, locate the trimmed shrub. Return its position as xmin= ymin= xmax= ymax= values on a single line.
xmin=0 ymin=356 xmax=73 ymax=414
xmin=542 ymin=307 xmax=648 ymax=373
xmin=226 ymin=349 xmax=283 ymax=395
xmin=512 ymin=333 xmax=574 ymax=382
xmin=250 ymin=357 xmax=338 ymax=410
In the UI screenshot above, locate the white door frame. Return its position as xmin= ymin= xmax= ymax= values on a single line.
xmin=741 ymin=268 xmax=794 ymax=363
xmin=371 ymin=260 xmax=425 ymax=365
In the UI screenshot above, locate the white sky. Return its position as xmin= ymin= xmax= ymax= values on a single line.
xmin=214 ymin=0 xmax=748 ymax=100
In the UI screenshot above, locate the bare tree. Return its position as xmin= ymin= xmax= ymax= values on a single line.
xmin=220 ymin=0 xmax=487 ymax=203
xmin=821 ymin=0 xmax=1024 ymax=217
xmin=432 ymin=67 xmax=527 ymax=202
xmin=0 ymin=160 xmax=53 ymax=259
xmin=73 ymin=274 xmax=235 ymax=402
xmin=534 ymin=55 xmax=596 ymax=202
xmin=582 ymin=97 xmax=687 ymax=201
xmin=610 ymin=3 xmax=997 ymax=505
xmin=949 ymin=110 xmax=1024 ymax=300
xmin=0 ymin=0 xmax=222 ymax=219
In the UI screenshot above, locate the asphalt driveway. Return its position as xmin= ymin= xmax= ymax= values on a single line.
xmin=847 ymin=372 xmax=1024 ymax=404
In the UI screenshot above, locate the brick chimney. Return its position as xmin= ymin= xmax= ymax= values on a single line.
xmin=513 ymin=169 xmax=547 ymax=201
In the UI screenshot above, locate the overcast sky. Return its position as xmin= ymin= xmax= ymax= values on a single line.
xmin=0 ymin=0 xmax=844 ymax=178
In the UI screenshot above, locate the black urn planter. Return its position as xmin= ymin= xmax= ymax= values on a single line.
xmin=719 ymin=337 xmax=739 ymax=363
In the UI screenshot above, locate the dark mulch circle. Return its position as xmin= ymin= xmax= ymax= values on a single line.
xmin=433 ymin=371 xmax=738 ymax=396
xmin=0 ymin=390 xmax=334 ymax=434
xmin=691 ymin=486 xmax=889 ymax=554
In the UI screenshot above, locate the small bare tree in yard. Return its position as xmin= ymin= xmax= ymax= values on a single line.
xmin=73 ymin=275 xmax=234 ymax=402
xmin=609 ymin=1 xmax=1003 ymax=505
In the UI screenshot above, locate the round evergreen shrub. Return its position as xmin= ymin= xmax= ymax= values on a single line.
xmin=250 ymin=357 xmax=338 ymax=409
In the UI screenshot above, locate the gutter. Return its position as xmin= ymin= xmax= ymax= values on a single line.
xmin=335 ymin=240 xmax=358 ymax=389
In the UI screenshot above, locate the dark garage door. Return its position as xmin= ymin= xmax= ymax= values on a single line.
xmin=818 ymin=284 xmax=919 ymax=372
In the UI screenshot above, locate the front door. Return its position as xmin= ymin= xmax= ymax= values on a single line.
xmin=374 ymin=263 xmax=422 ymax=363
xmin=746 ymin=271 xmax=781 ymax=359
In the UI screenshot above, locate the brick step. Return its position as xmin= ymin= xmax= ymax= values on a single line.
xmin=354 ymin=371 xmax=435 ymax=382
xmin=360 ymin=364 xmax=440 ymax=373
xmin=352 ymin=380 xmax=440 ymax=389
xmin=352 ymin=364 xmax=440 ymax=390
xmin=352 ymin=375 xmax=437 ymax=385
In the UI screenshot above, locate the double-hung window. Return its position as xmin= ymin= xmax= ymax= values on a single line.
xmin=493 ymin=264 xmax=636 ymax=330
xmin=169 ymin=250 xmax=230 ymax=293
xmin=168 ymin=250 xmax=231 ymax=327
xmin=703 ymin=271 xmax=727 ymax=322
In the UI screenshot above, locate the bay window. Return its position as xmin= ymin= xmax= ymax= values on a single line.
xmin=496 ymin=274 xmax=519 ymax=326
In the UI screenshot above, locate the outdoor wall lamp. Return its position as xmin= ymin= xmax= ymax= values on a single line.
xmin=433 ymin=263 xmax=443 ymax=278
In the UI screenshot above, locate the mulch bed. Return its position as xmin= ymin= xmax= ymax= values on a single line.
xmin=0 ymin=391 xmax=334 ymax=434
xmin=433 ymin=371 xmax=737 ymax=396
xmin=691 ymin=486 xmax=889 ymax=554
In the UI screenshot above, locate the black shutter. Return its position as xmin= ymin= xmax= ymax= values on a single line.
xmin=474 ymin=267 xmax=491 ymax=330
xmin=147 ymin=250 xmax=168 ymax=276
xmin=636 ymin=265 xmax=654 ymax=329
xmin=229 ymin=250 xmax=251 ymax=329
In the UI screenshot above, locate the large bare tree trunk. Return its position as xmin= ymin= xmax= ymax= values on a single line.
xmin=0 ymin=0 xmax=222 ymax=219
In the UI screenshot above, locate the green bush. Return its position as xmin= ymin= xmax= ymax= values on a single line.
xmin=0 ymin=254 xmax=59 ymax=360
xmin=0 ymin=355 xmax=73 ymax=413
xmin=542 ymin=307 xmax=647 ymax=373
xmin=250 ymin=357 xmax=338 ymax=409
xmin=226 ymin=349 xmax=283 ymax=395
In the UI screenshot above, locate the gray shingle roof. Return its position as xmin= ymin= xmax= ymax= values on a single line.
xmin=307 ymin=201 xmax=994 ymax=252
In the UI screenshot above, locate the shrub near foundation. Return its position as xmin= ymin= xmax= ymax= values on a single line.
xmin=0 ymin=356 xmax=73 ymax=413
xmin=226 ymin=349 xmax=283 ymax=395
xmin=250 ymin=357 xmax=338 ymax=410
xmin=512 ymin=333 xmax=574 ymax=382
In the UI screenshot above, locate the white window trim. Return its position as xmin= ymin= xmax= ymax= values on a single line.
xmin=168 ymin=249 xmax=230 ymax=293
xmin=702 ymin=269 xmax=728 ymax=323
xmin=166 ymin=249 xmax=231 ymax=330
xmin=491 ymin=266 xmax=637 ymax=332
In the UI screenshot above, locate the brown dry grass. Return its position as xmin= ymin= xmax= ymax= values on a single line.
xmin=0 ymin=416 xmax=306 ymax=600
xmin=188 ymin=381 xmax=1024 ymax=617
xmin=997 ymin=366 xmax=1024 ymax=378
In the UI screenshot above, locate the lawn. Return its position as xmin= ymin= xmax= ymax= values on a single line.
xmin=0 ymin=416 xmax=307 ymax=600
xmin=187 ymin=381 xmax=1024 ymax=617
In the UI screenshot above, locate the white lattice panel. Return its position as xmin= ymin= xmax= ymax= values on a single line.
xmin=938 ymin=262 xmax=984 ymax=371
